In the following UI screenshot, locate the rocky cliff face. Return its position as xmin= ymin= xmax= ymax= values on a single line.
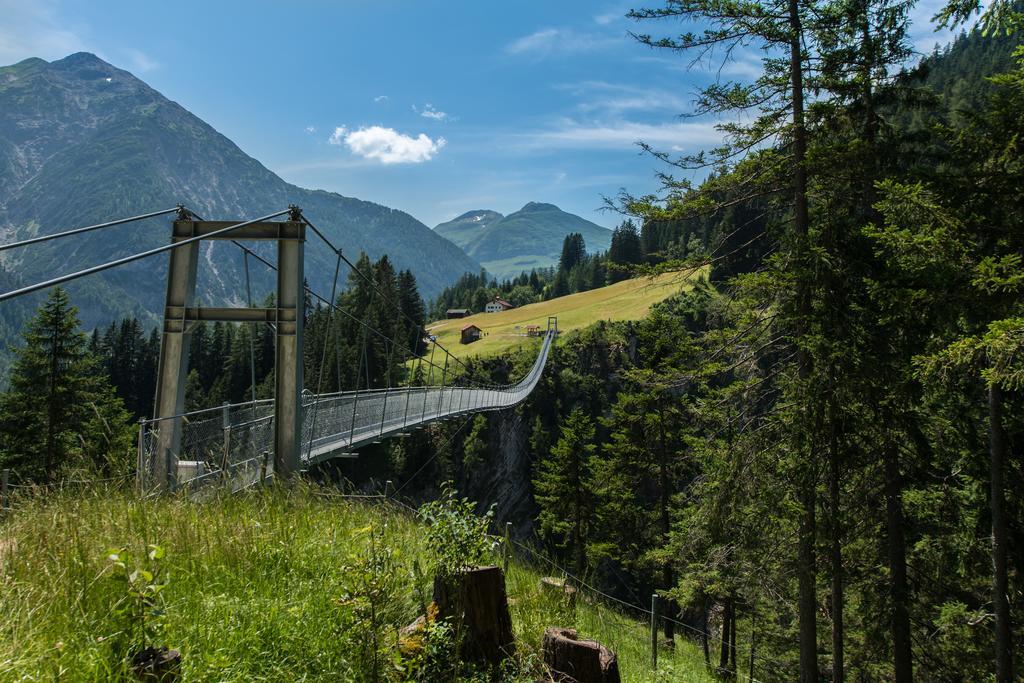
xmin=469 ymin=410 xmax=537 ymax=538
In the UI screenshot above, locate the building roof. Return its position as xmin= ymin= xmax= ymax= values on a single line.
xmin=460 ymin=324 xmax=481 ymax=332
xmin=491 ymin=298 xmax=514 ymax=308
xmin=447 ymin=308 xmax=471 ymax=313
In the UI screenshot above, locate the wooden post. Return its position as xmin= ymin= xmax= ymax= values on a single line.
xmin=384 ymin=479 xmax=393 ymax=499
xmin=503 ymin=522 xmax=512 ymax=575
xmin=260 ymin=450 xmax=269 ymax=485
xmin=650 ymin=594 xmax=659 ymax=670
xmin=1 ymin=468 xmax=9 ymax=511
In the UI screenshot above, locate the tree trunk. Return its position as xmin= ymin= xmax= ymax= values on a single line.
xmin=433 ymin=565 xmax=515 ymax=664
xmin=788 ymin=0 xmax=817 ymax=677
xmin=829 ymin=399 xmax=845 ymax=682
xmin=719 ymin=598 xmax=732 ymax=673
xmin=659 ymin=410 xmax=675 ymax=642
xmin=884 ymin=441 xmax=912 ymax=682
xmin=989 ymin=382 xmax=1013 ymax=682
xmin=729 ymin=598 xmax=738 ymax=674
xmin=542 ymin=627 xmax=620 ymax=683
xmin=703 ymin=596 xmax=711 ymax=664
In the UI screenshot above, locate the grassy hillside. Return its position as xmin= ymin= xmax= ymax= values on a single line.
xmin=0 ymin=485 xmax=713 ymax=681
xmin=427 ymin=271 xmax=700 ymax=363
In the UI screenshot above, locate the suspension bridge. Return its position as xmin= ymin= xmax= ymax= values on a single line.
xmin=0 ymin=205 xmax=557 ymax=492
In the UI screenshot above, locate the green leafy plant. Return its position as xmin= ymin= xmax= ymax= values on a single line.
xmin=417 ymin=482 xmax=497 ymax=579
xmin=395 ymin=602 xmax=461 ymax=682
xmin=335 ymin=524 xmax=407 ymax=683
xmin=105 ymin=544 xmax=168 ymax=657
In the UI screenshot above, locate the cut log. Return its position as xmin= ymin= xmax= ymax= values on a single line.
xmin=542 ymin=627 xmax=620 ymax=683
xmin=433 ymin=565 xmax=515 ymax=664
xmin=540 ymin=576 xmax=578 ymax=607
xmin=129 ymin=646 xmax=181 ymax=682
xmin=398 ymin=613 xmax=428 ymax=658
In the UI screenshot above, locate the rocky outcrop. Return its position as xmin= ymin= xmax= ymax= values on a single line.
xmin=462 ymin=408 xmax=536 ymax=539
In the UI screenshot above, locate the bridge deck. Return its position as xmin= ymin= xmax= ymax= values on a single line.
xmin=139 ymin=330 xmax=554 ymax=491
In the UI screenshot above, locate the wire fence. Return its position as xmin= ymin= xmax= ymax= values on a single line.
xmin=367 ymin=488 xmax=781 ymax=682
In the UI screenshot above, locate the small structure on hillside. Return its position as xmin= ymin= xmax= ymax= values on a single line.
xmin=485 ymin=297 xmax=515 ymax=313
xmin=460 ymin=324 xmax=482 ymax=344
xmin=447 ymin=308 xmax=471 ymax=319
xmin=525 ymin=324 xmax=543 ymax=337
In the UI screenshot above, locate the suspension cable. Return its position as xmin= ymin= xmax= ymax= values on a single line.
xmin=226 ymin=237 xmax=453 ymax=381
xmin=305 ymin=252 xmax=343 ymax=460
xmin=0 ymin=209 xmax=291 ymax=303
xmin=242 ymin=251 xmax=258 ymax=405
xmin=0 ymin=207 xmax=182 ymax=253
xmin=299 ymin=214 xmax=495 ymax=388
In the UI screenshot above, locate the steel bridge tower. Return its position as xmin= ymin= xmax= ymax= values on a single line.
xmin=149 ymin=207 xmax=305 ymax=489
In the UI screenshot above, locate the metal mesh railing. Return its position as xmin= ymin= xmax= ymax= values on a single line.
xmin=139 ymin=329 xmax=555 ymax=493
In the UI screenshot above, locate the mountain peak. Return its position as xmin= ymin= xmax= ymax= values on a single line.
xmin=55 ymin=52 xmax=109 ymax=66
xmin=519 ymin=201 xmax=560 ymax=213
xmin=453 ymin=209 xmax=503 ymax=222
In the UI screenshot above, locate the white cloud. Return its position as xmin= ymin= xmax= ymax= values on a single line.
xmin=512 ymin=117 xmax=722 ymax=152
xmin=594 ymin=12 xmax=620 ymax=25
xmin=505 ymin=28 xmax=620 ymax=58
xmin=558 ymin=80 xmax=691 ymax=116
xmin=305 ymin=125 xmax=316 ymax=134
xmin=417 ymin=103 xmax=450 ymax=121
xmin=328 ymin=125 xmax=446 ymax=164
xmin=373 ymin=95 xmax=389 ymax=103
xmin=328 ymin=126 xmax=348 ymax=145
xmin=123 ymin=48 xmax=158 ymax=72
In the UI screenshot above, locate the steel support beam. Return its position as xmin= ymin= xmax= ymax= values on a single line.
xmin=274 ymin=223 xmax=305 ymax=478
xmin=151 ymin=232 xmax=199 ymax=490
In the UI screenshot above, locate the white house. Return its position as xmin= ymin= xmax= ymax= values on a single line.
xmin=485 ymin=297 xmax=515 ymax=313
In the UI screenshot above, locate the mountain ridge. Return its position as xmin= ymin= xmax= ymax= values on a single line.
xmin=0 ymin=52 xmax=480 ymax=332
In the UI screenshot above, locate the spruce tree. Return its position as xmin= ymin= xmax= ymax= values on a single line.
xmin=534 ymin=407 xmax=598 ymax=577
xmin=0 ymin=288 xmax=132 ymax=481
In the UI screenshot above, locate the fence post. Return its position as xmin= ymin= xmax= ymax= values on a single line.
xmin=651 ymin=593 xmax=659 ymax=670
xmin=136 ymin=419 xmax=146 ymax=494
xmin=220 ymin=403 xmax=232 ymax=483
xmin=384 ymin=479 xmax=392 ymax=500
xmin=260 ymin=450 xmax=269 ymax=485
xmin=503 ymin=521 xmax=512 ymax=575
xmin=1 ymin=468 xmax=9 ymax=512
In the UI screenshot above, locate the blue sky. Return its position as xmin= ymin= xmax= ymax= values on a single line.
xmin=1 ymin=0 xmax=955 ymax=229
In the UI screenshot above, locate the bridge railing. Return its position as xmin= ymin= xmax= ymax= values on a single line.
xmin=138 ymin=329 xmax=555 ymax=493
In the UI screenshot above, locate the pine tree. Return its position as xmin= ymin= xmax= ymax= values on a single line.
xmin=0 ymin=288 xmax=133 ymax=481
xmin=534 ymin=407 xmax=597 ymax=577
xmin=558 ymin=233 xmax=587 ymax=272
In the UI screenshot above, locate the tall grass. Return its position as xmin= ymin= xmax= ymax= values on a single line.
xmin=0 ymin=485 xmax=712 ymax=681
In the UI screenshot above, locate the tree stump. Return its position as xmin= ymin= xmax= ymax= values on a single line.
xmin=433 ymin=565 xmax=515 ymax=664
xmin=129 ymin=646 xmax=181 ymax=682
xmin=542 ymin=628 xmax=620 ymax=683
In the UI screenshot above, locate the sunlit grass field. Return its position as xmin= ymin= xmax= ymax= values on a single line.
xmin=425 ymin=270 xmax=702 ymax=363
xmin=0 ymin=485 xmax=713 ymax=681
